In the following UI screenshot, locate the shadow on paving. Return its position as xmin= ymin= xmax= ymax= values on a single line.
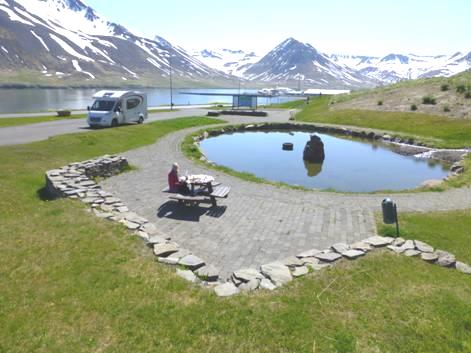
xmin=156 ymin=201 xmax=226 ymax=222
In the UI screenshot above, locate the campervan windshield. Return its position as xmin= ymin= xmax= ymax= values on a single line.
xmin=91 ymin=100 xmax=116 ymax=111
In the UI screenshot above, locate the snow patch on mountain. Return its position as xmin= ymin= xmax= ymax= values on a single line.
xmin=192 ymin=48 xmax=260 ymax=76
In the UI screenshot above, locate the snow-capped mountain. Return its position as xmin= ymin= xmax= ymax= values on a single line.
xmin=191 ymin=48 xmax=259 ymax=77
xmin=242 ymin=38 xmax=376 ymax=88
xmin=0 ymin=0 xmax=231 ymax=86
xmin=330 ymin=52 xmax=471 ymax=83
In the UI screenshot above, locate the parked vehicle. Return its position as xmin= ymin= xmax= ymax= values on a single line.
xmin=87 ymin=90 xmax=148 ymax=127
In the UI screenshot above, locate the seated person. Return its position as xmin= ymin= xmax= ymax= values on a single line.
xmin=168 ymin=162 xmax=190 ymax=194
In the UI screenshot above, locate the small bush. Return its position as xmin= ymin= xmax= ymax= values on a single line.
xmin=410 ymin=104 xmax=418 ymax=111
xmin=441 ymin=84 xmax=449 ymax=91
xmin=377 ymin=100 xmax=383 ymax=106
xmin=422 ymin=96 xmax=436 ymax=105
xmin=457 ymin=85 xmax=466 ymax=93
xmin=465 ymin=92 xmax=471 ymax=99
xmin=443 ymin=105 xmax=451 ymax=112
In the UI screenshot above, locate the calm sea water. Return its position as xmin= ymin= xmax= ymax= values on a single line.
xmin=0 ymin=88 xmax=292 ymax=113
xmin=200 ymin=131 xmax=450 ymax=192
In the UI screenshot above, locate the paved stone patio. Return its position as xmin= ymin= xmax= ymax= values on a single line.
xmin=101 ymin=111 xmax=471 ymax=278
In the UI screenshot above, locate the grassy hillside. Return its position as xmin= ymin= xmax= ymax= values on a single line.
xmin=331 ymin=70 xmax=471 ymax=119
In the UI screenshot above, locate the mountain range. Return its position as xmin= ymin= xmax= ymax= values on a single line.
xmin=0 ymin=0 xmax=470 ymax=88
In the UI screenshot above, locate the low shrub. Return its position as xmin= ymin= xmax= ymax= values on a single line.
xmin=377 ymin=100 xmax=383 ymax=106
xmin=443 ymin=105 xmax=451 ymax=112
xmin=422 ymin=96 xmax=436 ymax=105
xmin=410 ymin=104 xmax=418 ymax=111
xmin=457 ymin=85 xmax=466 ymax=93
xmin=440 ymin=84 xmax=449 ymax=91
xmin=465 ymin=92 xmax=471 ymax=99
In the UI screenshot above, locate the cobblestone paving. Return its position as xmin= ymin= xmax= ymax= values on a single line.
xmin=101 ymin=111 xmax=471 ymax=278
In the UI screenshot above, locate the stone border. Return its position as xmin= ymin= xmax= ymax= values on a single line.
xmin=192 ymin=123 xmax=469 ymax=183
xmin=45 ymin=154 xmax=471 ymax=297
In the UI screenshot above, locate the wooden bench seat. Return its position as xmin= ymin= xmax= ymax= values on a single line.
xmin=163 ymin=183 xmax=230 ymax=207
xmin=210 ymin=185 xmax=231 ymax=198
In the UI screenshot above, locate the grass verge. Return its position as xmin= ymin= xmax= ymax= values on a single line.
xmin=1 ymin=116 xmax=470 ymax=352
xmin=0 ymin=114 xmax=87 ymax=128
xmin=296 ymin=96 xmax=471 ymax=148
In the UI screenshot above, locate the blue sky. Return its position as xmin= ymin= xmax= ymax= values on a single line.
xmin=86 ymin=0 xmax=470 ymax=56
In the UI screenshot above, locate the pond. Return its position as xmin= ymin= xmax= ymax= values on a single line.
xmin=199 ymin=131 xmax=450 ymax=192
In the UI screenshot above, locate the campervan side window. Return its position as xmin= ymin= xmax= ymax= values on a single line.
xmin=91 ymin=100 xmax=116 ymax=111
xmin=126 ymin=97 xmax=141 ymax=110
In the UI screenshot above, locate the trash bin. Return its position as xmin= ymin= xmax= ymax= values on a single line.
xmin=382 ymin=198 xmax=397 ymax=224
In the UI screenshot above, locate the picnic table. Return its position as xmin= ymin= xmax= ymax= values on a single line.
xmin=163 ymin=174 xmax=230 ymax=207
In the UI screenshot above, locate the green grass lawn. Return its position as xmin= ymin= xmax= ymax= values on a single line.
xmin=1 ymin=115 xmax=470 ymax=352
xmin=0 ymin=113 xmax=87 ymax=128
xmin=296 ymin=96 xmax=471 ymax=148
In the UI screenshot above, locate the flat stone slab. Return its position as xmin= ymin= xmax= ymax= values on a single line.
xmin=239 ymin=279 xmax=260 ymax=291
xmin=214 ymin=282 xmax=240 ymax=297
xmin=281 ymin=256 xmax=305 ymax=268
xmin=153 ymin=243 xmax=179 ymax=257
xmin=195 ymin=265 xmax=219 ymax=282
xmin=314 ymin=252 xmax=342 ymax=263
xmin=414 ymin=240 xmax=434 ymax=253
xmin=178 ymin=254 xmax=205 ymax=270
xmin=259 ymin=278 xmax=276 ymax=291
xmin=292 ymin=266 xmax=309 ymax=277
xmin=436 ymin=250 xmax=456 ymax=267
xmin=331 ymin=243 xmax=349 ymax=253
xmin=341 ymin=249 xmax=365 ymax=259
xmin=404 ymin=249 xmax=421 ymax=257
xmin=146 ymin=234 xmax=167 ymax=245
xmin=364 ymin=236 xmax=394 ymax=247
xmin=392 ymin=237 xmax=406 ymax=247
xmin=260 ymin=262 xmax=292 ymax=287
xmin=233 ymin=268 xmax=264 ymax=282
xmin=350 ymin=241 xmax=372 ymax=252
xmin=455 ymin=261 xmax=471 ymax=275
xmin=401 ymin=240 xmax=415 ymax=251
xmin=158 ymin=256 xmax=179 ymax=265
xmin=421 ymin=252 xmax=439 ymax=262
xmin=297 ymin=249 xmax=322 ymax=258
xmin=176 ymin=269 xmax=197 ymax=283
xmin=121 ymin=220 xmax=140 ymax=230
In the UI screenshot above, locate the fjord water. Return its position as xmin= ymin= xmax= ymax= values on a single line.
xmin=0 ymin=88 xmax=292 ymax=113
xmin=200 ymin=131 xmax=450 ymax=192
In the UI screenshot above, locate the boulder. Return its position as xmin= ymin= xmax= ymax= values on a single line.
xmin=303 ymin=135 xmax=325 ymax=163
xmin=297 ymin=249 xmax=322 ymax=258
xmin=239 ymin=279 xmax=260 ymax=291
xmin=421 ymin=252 xmax=439 ymax=262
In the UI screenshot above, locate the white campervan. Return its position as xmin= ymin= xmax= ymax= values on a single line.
xmin=87 ymin=90 xmax=148 ymax=127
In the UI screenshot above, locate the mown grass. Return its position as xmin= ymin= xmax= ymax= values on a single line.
xmin=296 ymin=96 xmax=471 ymax=148
xmin=1 ymin=116 xmax=471 ymax=352
xmin=0 ymin=113 xmax=87 ymax=128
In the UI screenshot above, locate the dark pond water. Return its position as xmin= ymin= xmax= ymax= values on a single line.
xmin=0 ymin=88 xmax=293 ymax=113
xmin=200 ymin=131 xmax=450 ymax=192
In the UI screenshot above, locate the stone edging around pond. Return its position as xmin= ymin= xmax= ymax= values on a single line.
xmin=45 ymin=155 xmax=471 ymax=297
xmin=191 ymin=123 xmax=469 ymax=185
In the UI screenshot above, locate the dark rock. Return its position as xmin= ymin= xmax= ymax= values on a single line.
xmin=303 ymin=135 xmax=325 ymax=163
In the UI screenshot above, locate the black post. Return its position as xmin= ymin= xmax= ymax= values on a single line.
xmin=169 ymin=55 xmax=173 ymax=111
xmin=394 ymin=204 xmax=400 ymax=237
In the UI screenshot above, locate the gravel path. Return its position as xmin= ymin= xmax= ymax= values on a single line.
xmin=101 ymin=110 xmax=471 ymax=278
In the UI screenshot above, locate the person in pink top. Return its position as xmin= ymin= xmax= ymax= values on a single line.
xmin=168 ymin=162 xmax=189 ymax=194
